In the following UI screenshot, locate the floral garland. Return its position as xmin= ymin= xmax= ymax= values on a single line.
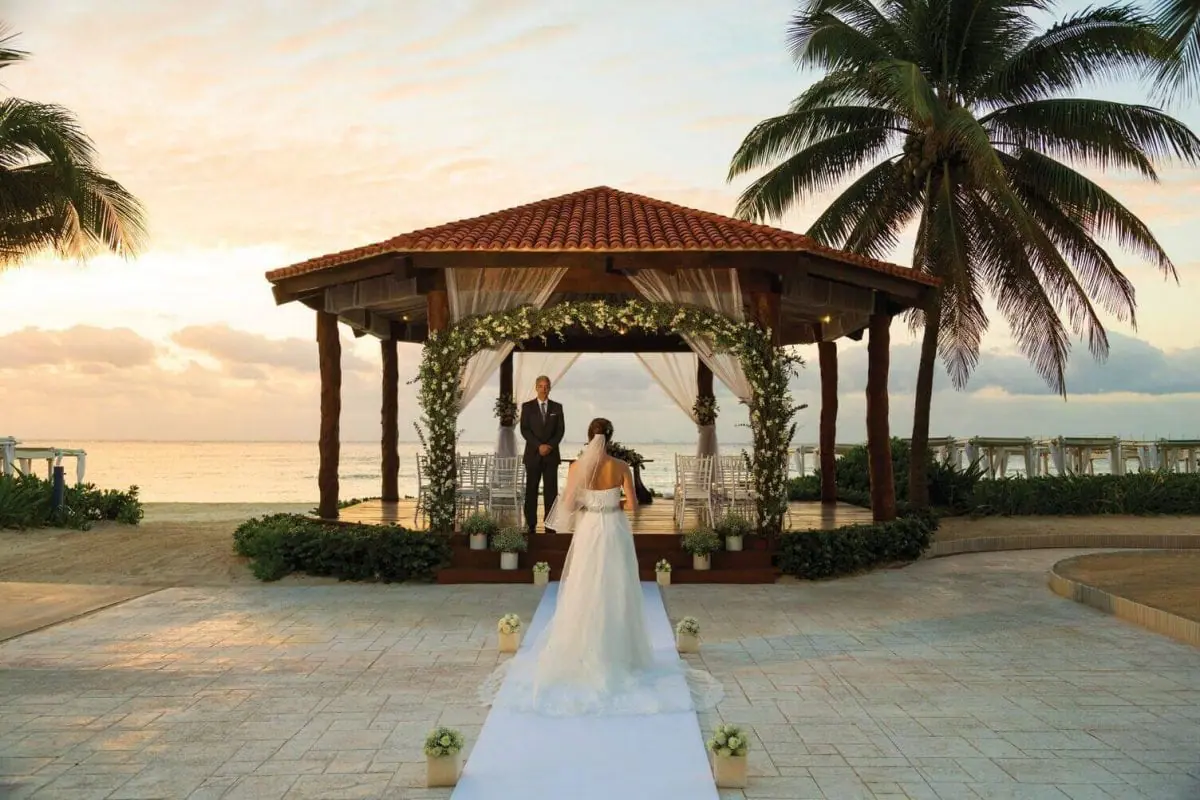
xmin=493 ymin=393 xmax=516 ymax=423
xmin=693 ymin=394 xmax=718 ymax=426
xmin=415 ymin=298 xmax=804 ymax=535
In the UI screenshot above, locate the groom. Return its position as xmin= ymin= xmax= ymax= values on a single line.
xmin=520 ymin=375 xmax=564 ymax=535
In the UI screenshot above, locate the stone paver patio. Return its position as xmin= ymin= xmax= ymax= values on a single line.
xmin=1 ymin=550 xmax=1197 ymax=799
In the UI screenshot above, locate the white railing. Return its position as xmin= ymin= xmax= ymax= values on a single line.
xmin=1 ymin=437 xmax=87 ymax=484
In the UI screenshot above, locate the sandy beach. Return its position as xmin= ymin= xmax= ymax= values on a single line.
xmin=2 ymin=503 xmax=1200 ymax=588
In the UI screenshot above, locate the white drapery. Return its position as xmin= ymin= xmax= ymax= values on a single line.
xmin=635 ymin=352 xmax=720 ymax=459
xmin=628 ymin=269 xmax=753 ymax=402
xmin=446 ymin=267 xmax=566 ymax=412
xmin=515 ymin=352 xmax=581 ymax=403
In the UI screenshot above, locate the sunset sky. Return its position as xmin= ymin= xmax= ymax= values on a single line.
xmin=3 ymin=0 xmax=1200 ymax=445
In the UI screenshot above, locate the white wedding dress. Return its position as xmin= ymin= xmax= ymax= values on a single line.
xmin=479 ymin=475 xmax=724 ymax=717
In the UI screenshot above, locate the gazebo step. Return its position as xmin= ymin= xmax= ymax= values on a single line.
xmin=447 ymin=548 xmax=773 ymax=571
xmin=435 ymin=567 xmax=778 ymax=585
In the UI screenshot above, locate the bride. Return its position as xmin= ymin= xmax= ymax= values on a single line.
xmin=479 ymin=417 xmax=723 ymax=717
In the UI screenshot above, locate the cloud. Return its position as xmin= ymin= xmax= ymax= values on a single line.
xmin=0 ymin=326 xmax=157 ymax=369
xmin=171 ymin=324 xmax=373 ymax=373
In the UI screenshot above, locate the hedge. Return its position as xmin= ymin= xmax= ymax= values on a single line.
xmin=0 ymin=473 xmax=143 ymax=530
xmin=779 ymin=510 xmax=938 ymax=580
xmin=233 ymin=513 xmax=451 ymax=582
xmin=971 ymin=472 xmax=1200 ymax=516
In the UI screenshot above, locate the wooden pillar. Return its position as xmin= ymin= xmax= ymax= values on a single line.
xmin=499 ymin=351 xmax=514 ymax=402
xmin=697 ymin=359 xmax=714 ymax=400
xmin=426 ymin=271 xmax=449 ymax=333
xmin=317 ymin=311 xmax=341 ymax=519
xmin=817 ymin=339 xmax=838 ymax=504
xmin=749 ymin=291 xmax=782 ymax=347
xmin=381 ymin=333 xmax=399 ymax=502
xmin=866 ymin=312 xmax=896 ymax=522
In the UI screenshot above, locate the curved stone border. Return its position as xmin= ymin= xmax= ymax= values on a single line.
xmin=927 ymin=533 xmax=1200 ymax=558
xmin=1048 ymin=556 xmax=1200 ymax=647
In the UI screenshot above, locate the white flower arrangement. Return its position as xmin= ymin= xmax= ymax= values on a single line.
xmin=655 ymin=559 xmax=672 ymax=573
xmin=498 ymin=613 xmax=522 ymax=635
xmin=707 ymin=723 xmax=749 ymax=758
xmin=423 ymin=726 xmax=465 ymax=758
xmin=532 ymin=561 xmax=551 ymax=574
xmin=675 ymin=616 xmax=700 ymax=637
xmin=415 ymin=299 xmax=803 ymax=536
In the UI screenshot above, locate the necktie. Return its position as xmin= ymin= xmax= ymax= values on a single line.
xmin=540 ymin=402 xmax=546 ymax=420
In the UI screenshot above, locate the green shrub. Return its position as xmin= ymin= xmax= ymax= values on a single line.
xmin=681 ymin=527 xmax=722 ymax=556
xmin=713 ymin=512 xmax=753 ymax=539
xmin=819 ymin=439 xmax=982 ymax=510
xmin=490 ymin=527 xmax=528 ymax=553
xmin=0 ymin=474 xmax=143 ymax=530
xmin=463 ymin=512 xmax=500 ymax=537
xmin=971 ymin=472 xmax=1200 ymax=516
xmin=232 ymin=513 xmax=451 ymax=582
xmin=779 ymin=511 xmax=938 ymax=580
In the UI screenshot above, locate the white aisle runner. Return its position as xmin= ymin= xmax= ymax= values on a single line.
xmin=452 ymin=582 xmax=718 ymax=800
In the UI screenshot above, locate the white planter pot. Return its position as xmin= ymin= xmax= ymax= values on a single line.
xmin=725 ymin=535 xmax=743 ymax=552
xmin=498 ymin=631 xmax=521 ymax=653
xmin=656 ymin=571 xmax=671 ymax=586
xmin=711 ymin=753 xmax=747 ymax=788
xmin=426 ymin=753 xmax=461 ymax=787
xmin=499 ymin=552 xmax=519 ymax=570
xmin=676 ymin=631 xmax=699 ymax=653
xmin=533 ymin=571 xmax=549 ymax=586
xmin=469 ymin=533 xmax=488 ymax=550
xmin=693 ymin=553 xmax=711 ymax=571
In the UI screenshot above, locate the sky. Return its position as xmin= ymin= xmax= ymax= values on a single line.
xmin=2 ymin=0 xmax=1200 ymax=445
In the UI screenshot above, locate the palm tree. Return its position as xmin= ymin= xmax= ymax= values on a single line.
xmin=1151 ymin=0 xmax=1200 ymax=99
xmin=728 ymin=0 xmax=1200 ymax=507
xmin=0 ymin=28 xmax=145 ymax=269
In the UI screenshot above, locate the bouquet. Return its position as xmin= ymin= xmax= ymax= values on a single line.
xmin=490 ymin=527 xmax=529 ymax=553
xmin=675 ymin=616 xmax=700 ymax=637
xmin=707 ymin=723 xmax=749 ymax=758
xmin=423 ymin=726 xmax=465 ymax=758
xmin=655 ymin=559 xmax=672 ymax=573
xmin=532 ymin=561 xmax=551 ymax=574
xmin=693 ymin=395 xmax=719 ymax=426
xmin=498 ymin=613 xmax=522 ymax=635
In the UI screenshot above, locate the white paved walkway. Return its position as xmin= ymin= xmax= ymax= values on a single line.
xmin=0 ymin=550 xmax=1197 ymax=799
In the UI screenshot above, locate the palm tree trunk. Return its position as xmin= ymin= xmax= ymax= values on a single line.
xmin=866 ymin=314 xmax=896 ymax=522
xmin=908 ymin=296 xmax=941 ymax=509
xmin=817 ymin=340 xmax=838 ymax=504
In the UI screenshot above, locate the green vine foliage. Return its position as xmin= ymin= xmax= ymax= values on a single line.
xmin=416 ymin=299 xmax=805 ymax=535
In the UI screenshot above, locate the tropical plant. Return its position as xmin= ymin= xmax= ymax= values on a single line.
xmin=728 ymin=0 xmax=1200 ymax=508
xmin=0 ymin=28 xmax=146 ymax=269
xmin=1150 ymin=0 xmax=1200 ymax=99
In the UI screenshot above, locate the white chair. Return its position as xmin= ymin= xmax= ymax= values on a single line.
xmin=674 ymin=454 xmax=714 ymax=528
xmin=454 ymin=454 xmax=490 ymax=523
xmin=488 ymin=456 xmax=524 ymax=524
xmin=714 ymin=455 xmax=755 ymax=521
xmin=414 ymin=455 xmax=431 ymax=525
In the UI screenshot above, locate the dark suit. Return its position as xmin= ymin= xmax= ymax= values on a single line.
xmin=520 ymin=398 xmax=564 ymax=534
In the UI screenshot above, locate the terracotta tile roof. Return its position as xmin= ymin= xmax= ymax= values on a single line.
xmin=265 ymin=186 xmax=937 ymax=286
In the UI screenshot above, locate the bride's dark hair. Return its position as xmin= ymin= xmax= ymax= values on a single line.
xmin=587 ymin=417 xmax=614 ymax=441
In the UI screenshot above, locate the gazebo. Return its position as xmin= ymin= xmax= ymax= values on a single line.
xmin=265 ymin=186 xmax=937 ymax=527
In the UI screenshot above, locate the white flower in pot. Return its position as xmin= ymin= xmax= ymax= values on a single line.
xmin=715 ymin=512 xmax=752 ymax=552
xmin=707 ymin=723 xmax=749 ymax=788
xmin=423 ymin=726 xmax=465 ymax=787
xmin=532 ymin=561 xmax=551 ymax=586
xmin=655 ymin=558 xmax=672 ymax=586
xmin=490 ymin=527 xmax=528 ymax=570
xmin=675 ymin=616 xmax=701 ymax=653
xmin=462 ymin=511 xmax=498 ymax=551
xmin=681 ymin=528 xmax=721 ymax=571
xmin=497 ymin=613 xmax=522 ymax=652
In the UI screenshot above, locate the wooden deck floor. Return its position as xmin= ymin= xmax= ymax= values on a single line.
xmin=335 ymin=497 xmax=874 ymax=533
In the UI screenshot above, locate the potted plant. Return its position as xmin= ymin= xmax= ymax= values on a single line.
xmin=675 ymin=616 xmax=700 ymax=653
xmin=708 ymin=723 xmax=749 ymax=788
xmin=423 ymin=726 xmax=465 ymax=787
xmin=490 ymin=527 xmax=528 ymax=570
xmin=497 ymin=613 xmax=522 ymax=652
xmin=655 ymin=559 xmax=672 ymax=586
xmin=532 ymin=561 xmax=551 ymax=586
xmin=714 ymin=512 xmax=752 ymax=552
xmin=681 ymin=527 xmax=721 ymax=570
xmin=463 ymin=511 xmax=499 ymax=551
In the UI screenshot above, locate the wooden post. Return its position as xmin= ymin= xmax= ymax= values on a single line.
xmin=381 ymin=332 xmax=399 ymax=503
xmin=426 ymin=272 xmax=449 ymax=334
xmin=749 ymin=291 xmax=782 ymax=347
xmin=817 ymin=339 xmax=838 ymax=504
xmin=697 ymin=360 xmax=714 ymax=401
xmin=866 ymin=312 xmax=896 ymax=522
xmin=499 ymin=351 xmax=514 ymax=402
xmin=317 ymin=311 xmax=341 ymax=519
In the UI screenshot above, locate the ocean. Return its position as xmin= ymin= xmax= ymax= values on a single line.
xmin=30 ymin=440 xmax=758 ymax=503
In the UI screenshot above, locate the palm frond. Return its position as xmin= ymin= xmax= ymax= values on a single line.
xmin=728 ymin=105 xmax=907 ymax=178
xmin=1150 ymin=0 xmax=1200 ymax=101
